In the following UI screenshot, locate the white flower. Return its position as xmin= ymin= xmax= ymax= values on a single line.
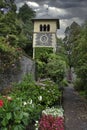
xmin=35 ymin=128 xmax=38 ymax=130
xmin=38 ymin=96 xmax=42 ymax=101
xmin=23 ymin=101 xmax=27 ymax=106
xmin=42 ymin=107 xmax=64 ymax=117
xmin=42 ymin=110 xmax=47 ymax=115
xmin=35 ymin=121 xmax=39 ymax=129
xmin=35 ymin=121 xmax=38 ymax=123
xmin=29 ymin=99 xmax=32 ymax=104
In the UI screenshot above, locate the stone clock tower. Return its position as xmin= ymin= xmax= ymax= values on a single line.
xmin=32 ymin=14 xmax=60 ymax=59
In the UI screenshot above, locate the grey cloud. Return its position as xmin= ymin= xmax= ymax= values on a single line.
xmin=15 ymin=0 xmax=87 ymax=38
xmin=23 ymin=0 xmax=87 ymax=8
xmin=15 ymin=0 xmax=87 ymax=17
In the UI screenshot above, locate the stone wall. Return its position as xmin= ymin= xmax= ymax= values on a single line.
xmin=0 ymin=56 xmax=35 ymax=90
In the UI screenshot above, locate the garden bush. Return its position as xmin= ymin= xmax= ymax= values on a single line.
xmin=46 ymin=54 xmax=67 ymax=84
xmin=0 ymin=74 xmax=62 ymax=129
xmin=74 ymin=78 xmax=87 ymax=99
xmin=0 ymin=95 xmax=29 ymax=130
xmin=35 ymin=47 xmax=53 ymax=78
xmin=13 ymin=75 xmax=61 ymax=107
xmin=74 ymin=78 xmax=85 ymax=91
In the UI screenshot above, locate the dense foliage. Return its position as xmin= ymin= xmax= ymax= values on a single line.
xmin=63 ymin=21 xmax=87 ymax=97
xmin=0 ymin=75 xmax=62 ymax=130
xmin=73 ymin=22 xmax=87 ymax=96
xmin=35 ymin=47 xmax=67 ymax=84
xmin=0 ymin=1 xmax=35 ymax=72
xmin=0 ymin=2 xmax=21 ymax=72
xmin=18 ymin=3 xmax=35 ymax=56
xmin=35 ymin=47 xmax=53 ymax=78
xmin=63 ymin=22 xmax=81 ymax=68
xmin=46 ymin=54 xmax=66 ymax=83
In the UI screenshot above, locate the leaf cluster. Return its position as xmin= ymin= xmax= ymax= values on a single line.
xmin=0 ymin=1 xmax=36 ymax=71
xmin=0 ymin=74 xmax=61 ymax=129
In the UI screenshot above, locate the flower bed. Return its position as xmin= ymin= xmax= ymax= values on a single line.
xmin=0 ymin=75 xmax=63 ymax=130
xmin=35 ymin=107 xmax=64 ymax=130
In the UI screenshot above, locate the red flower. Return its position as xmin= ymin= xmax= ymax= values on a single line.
xmin=39 ymin=115 xmax=64 ymax=130
xmin=0 ymin=100 xmax=4 ymax=107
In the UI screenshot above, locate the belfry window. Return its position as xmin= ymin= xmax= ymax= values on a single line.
xmin=47 ymin=24 xmax=50 ymax=31
xmin=43 ymin=24 xmax=46 ymax=31
xmin=40 ymin=24 xmax=42 ymax=31
xmin=40 ymin=24 xmax=50 ymax=32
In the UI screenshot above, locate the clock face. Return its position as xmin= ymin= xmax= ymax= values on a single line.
xmin=35 ymin=33 xmax=53 ymax=47
xmin=40 ymin=35 xmax=48 ymax=43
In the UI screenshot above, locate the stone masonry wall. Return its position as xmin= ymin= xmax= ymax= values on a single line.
xmin=0 ymin=56 xmax=35 ymax=90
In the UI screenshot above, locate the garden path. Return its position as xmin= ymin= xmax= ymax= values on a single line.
xmin=63 ymin=85 xmax=87 ymax=130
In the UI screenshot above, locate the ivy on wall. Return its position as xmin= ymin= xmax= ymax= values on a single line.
xmin=35 ymin=47 xmax=53 ymax=60
xmin=35 ymin=47 xmax=53 ymax=78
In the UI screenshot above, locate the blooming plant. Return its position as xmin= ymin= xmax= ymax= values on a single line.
xmin=0 ymin=96 xmax=32 ymax=130
xmin=0 ymin=75 xmax=63 ymax=130
xmin=0 ymin=100 xmax=4 ymax=107
xmin=35 ymin=107 xmax=64 ymax=130
xmin=42 ymin=107 xmax=64 ymax=117
xmin=39 ymin=115 xmax=64 ymax=130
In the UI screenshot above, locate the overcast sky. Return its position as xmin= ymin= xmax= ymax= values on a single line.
xmin=15 ymin=0 xmax=87 ymax=38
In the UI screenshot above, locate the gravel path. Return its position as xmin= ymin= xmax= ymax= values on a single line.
xmin=63 ymin=85 xmax=87 ymax=130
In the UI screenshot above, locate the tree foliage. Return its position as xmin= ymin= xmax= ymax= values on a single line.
xmin=18 ymin=3 xmax=35 ymax=23
xmin=0 ymin=1 xmax=36 ymax=71
xmin=46 ymin=54 xmax=66 ymax=83
xmin=36 ymin=47 xmax=53 ymax=78
xmin=73 ymin=22 xmax=87 ymax=92
xmin=18 ymin=3 xmax=36 ymax=56
xmin=35 ymin=44 xmax=67 ymax=83
xmin=63 ymin=22 xmax=81 ymax=68
xmin=64 ymin=21 xmax=87 ymax=94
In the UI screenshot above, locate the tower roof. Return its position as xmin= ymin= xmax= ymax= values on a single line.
xmin=33 ymin=13 xmax=58 ymax=20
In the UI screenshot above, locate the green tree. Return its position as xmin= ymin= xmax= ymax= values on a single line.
xmin=18 ymin=3 xmax=35 ymax=23
xmin=73 ymin=21 xmax=87 ymax=94
xmin=0 ymin=0 xmax=22 ymax=72
xmin=46 ymin=54 xmax=66 ymax=83
xmin=56 ymin=38 xmax=68 ymax=64
xmin=63 ymin=22 xmax=81 ymax=81
xmin=64 ymin=21 xmax=87 ymax=96
xmin=18 ymin=3 xmax=36 ymax=56
xmin=5 ymin=0 xmax=16 ymax=11
xmin=0 ymin=0 xmax=16 ymax=12
xmin=63 ymin=22 xmax=81 ymax=68
xmin=0 ymin=0 xmax=5 ymax=8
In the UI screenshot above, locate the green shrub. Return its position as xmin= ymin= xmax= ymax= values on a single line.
xmin=74 ymin=78 xmax=85 ymax=91
xmin=0 ymin=95 xmax=30 ymax=130
xmin=35 ymin=47 xmax=53 ymax=60
xmin=79 ymin=91 xmax=87 ymax=99
xmin=60 ymin=78 xmax=68 ymax=87
xmin=13 ymin=75 xmax=61 ymax=107
xmin=35 ymin=47 xmax=53 ymax=78
xmin=46 ymin=54 xmax=66 ymax=83
xmin=0 ymin=75 xmax=62 ymax=129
